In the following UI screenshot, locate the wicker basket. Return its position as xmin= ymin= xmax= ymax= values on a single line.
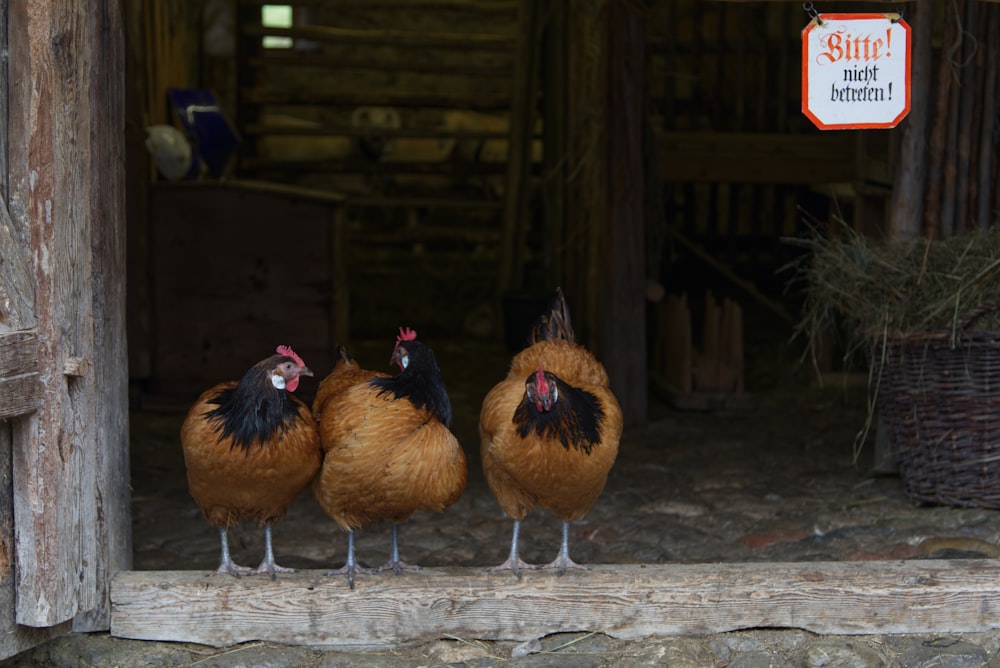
xmin=874 ymin=301 xmax=1000 ymax=508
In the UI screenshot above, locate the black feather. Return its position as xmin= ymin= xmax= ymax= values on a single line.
xmin=203 ymin=355 xmax=304 ymax=452
xmin=513 ymin=375 xmax=604 ymax=455
xmin=370 ymin=339 xmax=453 ymax=427
xmin=528 ymin=287 xmax=575 ymax=345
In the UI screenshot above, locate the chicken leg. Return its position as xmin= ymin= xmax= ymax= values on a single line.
xmin=540 ymin=521 xmax=589 ymax=574
xmin=254 ymin=525 xmax=296 ymax=579
xmin=487 ymin=520 xmax=539 ymax=578
xmin=324 ymin=529 xmax=374 ymax=589
xmin=379 ymin=523 xmax=421 ymax=574
xmin=215 ymin=527 xmax=254 ymax=577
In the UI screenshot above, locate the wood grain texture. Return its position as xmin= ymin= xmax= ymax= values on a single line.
xmin=112 ymin=561 xmax=1000 ymax=648
xmin=6 ymin=0 xmax=127 ymax=629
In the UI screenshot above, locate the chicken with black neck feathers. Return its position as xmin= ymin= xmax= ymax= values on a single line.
xmin=312 ymin=328 xmax=467 ymax=588
xmin=180 ymin=345 xmax=321 ymax=578
xmin=480 ymin=287 xmax=623 ymax=576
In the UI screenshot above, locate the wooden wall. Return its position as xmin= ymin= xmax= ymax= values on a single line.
xmin=648 ymin=2 xmax=892 ymax=300
xmin=146 ymin=182 xmax=340 ymax=401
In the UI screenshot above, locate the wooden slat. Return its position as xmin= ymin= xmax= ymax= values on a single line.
xmin=112 ymin=561 xmax=1000 ymax=648
xmin=247 ymin=54 xmax=512 ymax=77
xmin=74 ymin=0 xmax=130 ymax=634
xmin=0 ymin=427 xmax=68 ymax=661
xmin=243 ymin=24 xmax=514 ymax=51
xmin=0 ymin=374 xmax=40 ymax=421
xmin=245 ymin=124 xmax=514 ymax=140
xmin=243 ymin=89 xmax=514 ymax=110
xmin=241 ymin=0 xmax=518 ymax=11
xmin=659 ymin=131 xmax=858 ymax=184
xmin=242 ymin=157 xmax=514 ymax=175
xmin=0 ymin=202 xmax=36 ymax=332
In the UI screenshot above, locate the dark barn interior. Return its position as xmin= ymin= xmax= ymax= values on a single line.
xmin=127 ymin=0 xmax=899 ymax=416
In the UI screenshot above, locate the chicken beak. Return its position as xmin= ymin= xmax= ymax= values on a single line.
xmin=390 ymin=347 xmax=408 ymax=370
xmin=300 ymin=366 xmax=314 ymax=377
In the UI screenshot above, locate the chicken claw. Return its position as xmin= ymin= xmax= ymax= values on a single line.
xmin=378 ymin=523 xmax=422 ymax=575
xmin=539 ymin=521 xmax=591 ymax=574
xmin=323 ymin=529 xmax=374 ymax=589
xmin=487 ymin=520 xmax=540 ymax=578
xmin=212 ymin=528 xmax=255 ymax=578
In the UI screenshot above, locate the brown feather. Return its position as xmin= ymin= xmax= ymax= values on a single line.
xmin=480 ymin=338 xmax=622 ymax=522
xmin=181 ymin=381 xmax=321 ymax=529
xmin=312 ymin=346 xmax=468 ymax=532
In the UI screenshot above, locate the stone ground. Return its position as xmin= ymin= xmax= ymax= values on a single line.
xmin=7 ymin=328 xmax=1000 ymax=667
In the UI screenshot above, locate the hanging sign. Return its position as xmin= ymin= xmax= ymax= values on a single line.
xmin=802 ymin=13 xmax=911 ymax=130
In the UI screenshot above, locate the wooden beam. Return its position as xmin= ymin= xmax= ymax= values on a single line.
xmin=112 ymin=561 xmax=1000 ymax=648
xmin=604 ymin=0 xmax=647 ymax=428
xmin=242 ymin=25 xmax=514 ymax=51
xmin=0 ymin=202 xmax=35 ymax=332
xmin=241 ymin=0 xmax=518 ymax=11
xmin=243 ymin=89 xmax=515 ymax=111
xmin=659 ymin=131 xmax=858 ymax=184
xmin=0 ymin=331 xmax=41 ymax=417
xmin=248 ymin=54 xmax=513 ymax=77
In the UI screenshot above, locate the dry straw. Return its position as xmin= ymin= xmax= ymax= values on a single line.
xmin=786 ymin=221 xmax=1000 ymax=370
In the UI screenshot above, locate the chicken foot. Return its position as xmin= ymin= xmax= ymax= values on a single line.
xmin=253 ymin=525 xmax=296 ymax=579
xmin=324 ymin=529 xmax=374 ymax=589
xmin=379 ymin=523 xmax=421 ymax=575
xmin=215 ymin=527 xmax=255 ymax=577
xmin=540 ymin=521 xmax=589 ymax=574
xmin=487 ymin=520 xmax=539 ymax=578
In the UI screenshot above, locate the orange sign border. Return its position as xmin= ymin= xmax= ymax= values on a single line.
xmin=802 ymin=13 xmax=912 ymax=131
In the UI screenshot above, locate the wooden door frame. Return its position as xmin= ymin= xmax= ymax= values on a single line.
xmin=0 ymin=1 xmax=129 ymax=660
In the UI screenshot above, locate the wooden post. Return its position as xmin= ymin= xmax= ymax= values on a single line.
xmin=499 ymin=0 xmax=542 ymax=294
xmin=661 ymin=294 xmax=692 ymax=394
xmin=603 ymin=0 xmax=647 ymax=428
xmin=978 ymin=7 xmax=999 ymax=230
xmin=887 ymin=0 xmax=933 ymax=241
xmin=541 ymin=0 xmax=568 ymax=283
xmin=6 ymin=0 xmax=128 ymax=629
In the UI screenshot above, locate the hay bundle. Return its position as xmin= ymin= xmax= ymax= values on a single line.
xmin=791 ymin=223 xmax=1000 ymax=363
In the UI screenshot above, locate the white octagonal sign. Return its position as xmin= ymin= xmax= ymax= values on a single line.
xmin=802 ymin=13 xmax=911 ymax=130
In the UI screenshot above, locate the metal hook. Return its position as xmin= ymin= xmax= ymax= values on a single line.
xmin=803 ymin=2 xmax=824 ymax=26
xmin=891 ymin=7 xmax=904 ymax=23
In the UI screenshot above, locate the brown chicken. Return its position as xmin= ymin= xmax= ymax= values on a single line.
xmin=480 ymin=288 xmax=623 ymax=576
xmin=312 ymin=329 xmax=468 ymax=588
xmin=180 ymin=345 xmax=321 ymax=578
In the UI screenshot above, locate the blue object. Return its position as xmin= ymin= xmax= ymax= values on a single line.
xmin=167 ymin=88 xmax=241 ymax=178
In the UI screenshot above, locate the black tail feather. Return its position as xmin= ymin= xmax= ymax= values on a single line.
xmin=528 ymin=287 xmax=575 ymax=344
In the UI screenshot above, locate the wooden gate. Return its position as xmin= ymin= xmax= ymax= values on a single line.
xmin=0 ymin=1 xmax=129 ymax=660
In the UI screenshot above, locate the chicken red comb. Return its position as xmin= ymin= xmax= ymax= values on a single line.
xmin=276 ymin=345 xmax=305 ymax=367
xmin=396 ymin=327 xmax=418 ymax=346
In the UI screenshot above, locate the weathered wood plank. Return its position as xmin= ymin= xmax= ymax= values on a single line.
xmin=0 ymin=425 xmax=69 ymax=661
xmin=73 ymin=0 xmax=130 ymax=634
xmin=658 ymin=132 xmax=858 ymax=185
xmin=7 ymin=0 xmax=124 ymax=628
xmin=111 ymin=561 xmax=1000 ymax=648
xmin=0 ymin=374 xmax=40 ymax=420
xmin=0 ymin=332 xmax=38 ymax=378
xmin=0 ymin=201 xmax=36 ymax=333
xmin=8 ymin=0 xmax=87 ymax=627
